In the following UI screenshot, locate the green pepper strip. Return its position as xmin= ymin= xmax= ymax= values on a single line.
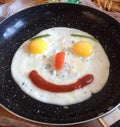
xmin=31 ymin=34 xmax=50 ymax=40
xmin=71 ymin=34 xmax=98 ymax=42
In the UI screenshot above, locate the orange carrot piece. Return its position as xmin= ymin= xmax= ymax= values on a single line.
xmin=55 ymin=52 xmax=65 ymax=71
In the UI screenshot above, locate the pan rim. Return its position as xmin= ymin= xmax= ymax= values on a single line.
xmin=1 ymin=104 xmax=120 ymax=125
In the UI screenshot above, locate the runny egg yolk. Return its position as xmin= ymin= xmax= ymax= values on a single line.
xmin=28 ymin=39 xmax=48 ymax=54
xmin=73 ymin=41 xmax=94 ymax=57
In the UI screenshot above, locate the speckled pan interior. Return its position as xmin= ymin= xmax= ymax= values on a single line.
xmin=0 ymin=3 xmax=120 ymax=125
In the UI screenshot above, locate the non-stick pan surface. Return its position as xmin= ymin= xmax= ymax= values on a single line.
xmin=0 ymin=3 xmax=120 ymax=125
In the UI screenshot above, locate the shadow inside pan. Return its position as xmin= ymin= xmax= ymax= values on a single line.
xmin=0 ymin=3 xmax=120 ymax=124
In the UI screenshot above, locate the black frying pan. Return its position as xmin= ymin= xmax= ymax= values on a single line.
xmin=0 ymin=3 xmax=120 ymax=125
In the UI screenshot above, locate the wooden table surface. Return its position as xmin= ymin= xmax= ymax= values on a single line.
xmin=0 ymin=105 xmax=103 ymax=127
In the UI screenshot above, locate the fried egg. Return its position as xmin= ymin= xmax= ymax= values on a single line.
xmin=11 ymin=27 xmax=110 ymax=105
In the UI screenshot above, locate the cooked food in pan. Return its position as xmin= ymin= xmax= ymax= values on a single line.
xmin=11 ymin=27 xmax=110 ymax=105
xmin=92 ymin=0 xmax=120 ymax=12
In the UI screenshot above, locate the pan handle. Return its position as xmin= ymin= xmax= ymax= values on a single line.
xmin=97 ymin=105 xmax=120 ymax=127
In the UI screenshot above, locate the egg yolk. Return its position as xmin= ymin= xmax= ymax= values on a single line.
xmin=28 ymin=39 xmax=48 ymax=54
xmin=73 ymin=41 xmax=94 ymax=57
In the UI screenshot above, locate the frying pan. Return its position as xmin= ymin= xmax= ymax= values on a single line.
xmin=0 ymin=3 xmax=120 ymax=125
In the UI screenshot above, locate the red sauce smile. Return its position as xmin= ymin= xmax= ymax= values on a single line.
xmin=29 ymin=70 xmax=94 ymax=93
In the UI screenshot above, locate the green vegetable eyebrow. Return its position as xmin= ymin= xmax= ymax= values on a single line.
xmin=31 ymin=34 xmax=51 ymax=40
xmin=71 ymin=34 xmax=98 ymax=42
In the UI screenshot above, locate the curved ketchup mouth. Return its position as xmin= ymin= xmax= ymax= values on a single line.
xmin=29 ymin=70 xmax=94 ymax=93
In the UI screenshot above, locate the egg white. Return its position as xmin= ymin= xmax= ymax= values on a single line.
xmin=11 ymin=27 xmax=110 ymax=105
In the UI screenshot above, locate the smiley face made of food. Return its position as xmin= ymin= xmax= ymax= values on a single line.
xmin=11 ymin=27 xmax=110 ymax=105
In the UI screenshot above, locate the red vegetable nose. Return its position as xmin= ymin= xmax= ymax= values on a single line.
xmin=55 ymin=52 xmax=65 ymax=71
